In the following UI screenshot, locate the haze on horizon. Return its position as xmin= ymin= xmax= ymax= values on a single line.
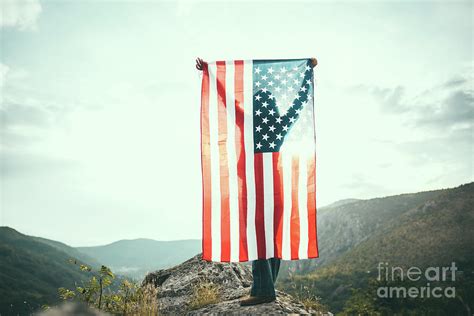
xmin=0 ymin=0 xmax=472 ymax=246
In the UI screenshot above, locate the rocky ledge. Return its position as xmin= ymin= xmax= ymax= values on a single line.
xmin=142 ymin=254 xmax=325 ymax=315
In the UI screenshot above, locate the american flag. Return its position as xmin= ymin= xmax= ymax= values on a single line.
xmin=200 ymin=59 xmax=318 ymax=262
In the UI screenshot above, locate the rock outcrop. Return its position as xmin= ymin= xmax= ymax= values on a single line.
xmin=142 ymin=254 xmax=325 ymax=315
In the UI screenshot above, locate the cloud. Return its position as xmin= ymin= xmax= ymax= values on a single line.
xmin=397 ymin=127 xmax=472 ymax=165
xmin=370 ymin=85 xmax=408 ymax=113
xmin=0 ymin=102 xmax=52 ymax=128
xmin=365 ymin=74 xmax=473 ymax=131
xmin=444 ymin=77 xmax=467 ymax=88
xmin=0 ymin=63 xmax=9 ymax=88
xmin=417 ymin=90 xmax=474 ymax=129
xmin=0 ymin=0 xmax=42 ymax=31
xmin=0 ymin=149 xmax=78 ymax=178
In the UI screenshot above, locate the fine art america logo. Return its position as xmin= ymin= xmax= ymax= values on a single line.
xmin=377 ymin=262 xmax=457 ymax=298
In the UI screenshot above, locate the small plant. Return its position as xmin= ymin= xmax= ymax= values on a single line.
xmin=58 ymin=261 xmax=159 ymax=315
xmin=284 ymin=271 xmax=329 ymax=314
xmin=188 ymin=281 xmax=220 ymax=311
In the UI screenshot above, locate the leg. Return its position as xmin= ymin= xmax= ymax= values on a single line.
xmin=269 ymin=258 xmax=281 ymax=283
xmin=250 ymin=259 xmax=276 ymax=298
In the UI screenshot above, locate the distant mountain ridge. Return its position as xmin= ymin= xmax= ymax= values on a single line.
xmin=33 ymin=236 xmax=101 ymax=268
xmin=280 ymin=186 xmax=452 ymax=276
xmin=77 ymin=238 xmax=201 ymax=279
xmin=0 ymin=228 xmax=202 ymax=314
xmin=322 ymin=198 xmax=361 ymax=209
xmin=0 ymin=227 xmax=92 ymax=315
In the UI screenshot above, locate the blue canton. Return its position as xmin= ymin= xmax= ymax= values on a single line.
xmin=253 ymin=59 xmax=314 ymax=153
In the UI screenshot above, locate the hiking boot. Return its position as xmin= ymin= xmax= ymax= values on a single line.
xmin=239 ymin=295 xmax=276 ymax=306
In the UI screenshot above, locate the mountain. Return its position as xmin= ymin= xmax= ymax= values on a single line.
xmin=0 ymin=227 xmax=94 ymax=315
xmin=77 ymin=238 xmax=201 ymax=279
xmin=321 ymin=198 xmax=361 ymax=209
xmin=33 ymin=236 xmax=101 ymax=269
xmin=278 ymin=182 xmax=474 ymax=314
xmin=280 ymin=187 xmax=444 ymax=276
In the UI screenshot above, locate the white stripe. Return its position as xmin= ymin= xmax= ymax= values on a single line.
xmin=244 ymin=60 xmax=258 ymax=261
xmin=263 ymin=152 xmax=274 ymax=258
xmin=298 ymin=156 xmax=309 ymax=259
xmin=281 ymin=152 xmax=292 ymax=260
xmin=225 ymin=61 xmax=240 ymax=262
xmin=208 ymin=62 xmax=221 ymax=262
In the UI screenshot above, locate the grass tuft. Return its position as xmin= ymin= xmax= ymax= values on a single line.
xmin=188 ymin=282 xmax=220 ymax=311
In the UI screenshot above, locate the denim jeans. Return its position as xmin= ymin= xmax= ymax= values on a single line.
xmin=250 ymin=258 xmax=281 ymax=298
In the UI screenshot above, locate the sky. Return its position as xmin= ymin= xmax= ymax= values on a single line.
xmin=0 ymin=0 xmax=472 ymax=246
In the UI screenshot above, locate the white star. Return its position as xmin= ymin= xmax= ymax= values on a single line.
xmin=269 ymin=125 xmax=276 ymax=132
xmin=280 ymin=67 xmax=287 ymax=73
xmin=268 ymin=67 xmax=274 ymax=74
xmin=293 ymin=79 xmax=299 ymax=85
xmin=276 ymin=117 xmax=282 ymax=124
xmin=287 ymin=72 xmax=294 ymax=78
xmin=256 ymin=125 xmax=262 ymax=132
xmin=269 ymin=142 xmax=276 ymax=149
xmin=268 ymin=94 xmax=275 ymax=100
xmin=255 ymin=109 xmax=262 ymax=116
xmin=261 ymin=87 xmax=268 ymax=93
xmin=268 ymin=109 xmax=275 ymax=116
xmin=281 ymin=93 xmax=288 ymax=100
xmin=287 ymin=86 xmax=294 ymax=93
xmin=275 ymin=74 xmax=281 ymax=80
xmin=262 ymin=134 xmax=269 ymax=141
xmin=262 ymin=101 xmax=269 ymax=108
xmin=255 ymin=67 xmax=261 ymax=74
xmin=262 ymin=117 xmax=269 ymax=124
xmin=255 ymin=95 xmax=262 ymax=101
xmin=307 ymin=94 xmax=313 ymax=101
xmin=300 ymin=86 xmax=307 ymax=92
xmin=275 ymin=86 xmax=281 ymax=93
xmin=255 ymin=81 xmax=261 ymax=87
xmin=302 ymin=100 xmax=308 ymax=107
xmin=292 ymin=66 xmax=298 ymax=71
xmin=276 ymin=133 xmax=283 ymax=140
xmin=306 ymin=79 xmax=312 ymax=85
xmin=300 ymin=72 xmax=305 ymax=78
xmin=283 ymin=125 xmax=289 ymax=131
xmin=256 ymin=142 xmax=262 ymax=149
xmin=289 ymin=116 xmax=296 ymax=123
xmin=281 ymin=79 xmax=288 ymax=85
xmin=295 ymin=108 xmax=302 ymax=115
xmin=268 ymin=81 xmax=274 ymax=86
xmin=305 ymin=65 xmax=311 ymax=71
xmin=294 ymin=93 xmax=301 ymax=100
xmin=261 ymin=74 xmax=268 ymax=81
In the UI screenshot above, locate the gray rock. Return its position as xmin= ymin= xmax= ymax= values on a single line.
xmin=142 ymin=253 xmax=325 ymax=315
xmin=189 ymin=290 xmax=313 ymax=315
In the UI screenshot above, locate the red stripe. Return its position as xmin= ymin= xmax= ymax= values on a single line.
xmin=307 ymin=154 xmax=318 ymax=258
xmin=200 ymin=64 xmax=212 ymax=261
xmin=216 ymin=61 xmax=230 ymax=262
xmin=290 ymin=156 xmax=300 ymax=260
xmin=254 ymin=153 xmax=266 ymax=259
xmin=272 ymin=152 xmax=284 ymax=259
xmin=234 ymin=60 xmax=248 ymax=262
xmin=216 ymin=61 xmax=231 ymax=262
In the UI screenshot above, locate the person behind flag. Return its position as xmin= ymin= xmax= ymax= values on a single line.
xmin=196 ymin=57 xmax=317 ymax=306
